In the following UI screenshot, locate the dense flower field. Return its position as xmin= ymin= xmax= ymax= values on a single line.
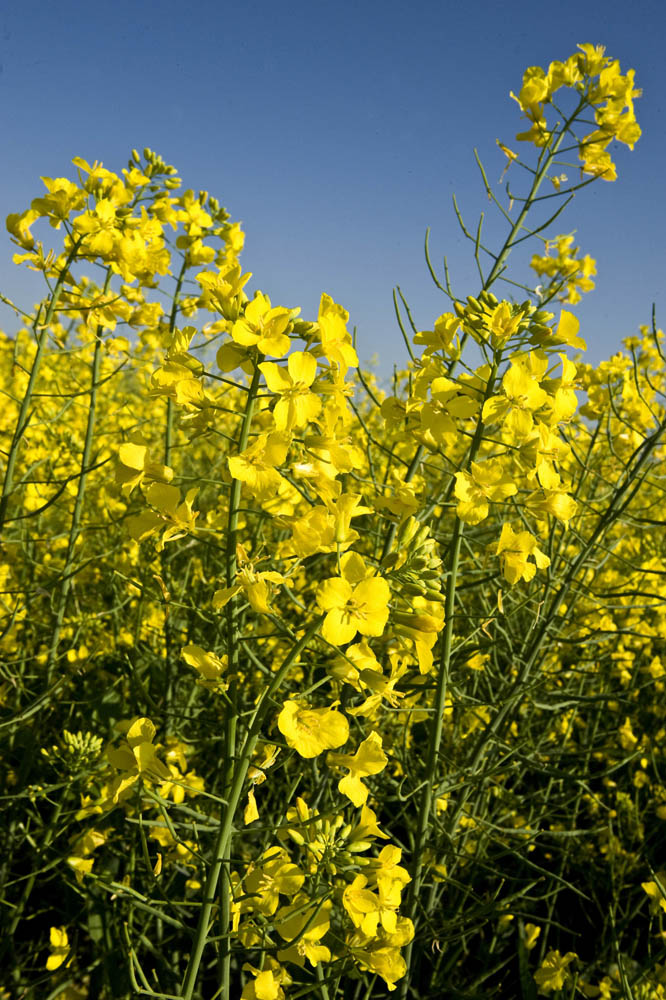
xmin=2 ymin=44 xmax=665 ymax=1000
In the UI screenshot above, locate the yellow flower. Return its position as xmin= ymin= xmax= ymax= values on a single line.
xmin=328 ymin=731 xmax=388 ymax=806
xmin=454 ymin=459 xmax=517 ymax=525
xmin=325 ymin=493 xmax=372 ymax=545
xmin=482 ymin=354 xmax=549 ymax=440
xmin=115 ymin=441 xmax=173 ymax=497
xmin=46 ymin=926 xmax=71 ymax=971
xmin=496 ymin=523 xmax=550 ymax=585
xmin=196 ymin=261 xmax=252 ymax=321
xmin=317 ymin=554 xmax=390 ymax=646
xmin=181 ymin=644 xmax=227 ymax=681
xmin=228 ymin=431 xmax=290 ymax=501
xmin=232 ymin=291 xmax=295 ymax=357
xmin=243 ymin=847 xmax=305 ymax=916
xmin=343 ymin=874 xmax=381 ymax=937
xmin=347 ymin=933 xmax=407 ymax=991
xmin=259 ymin=352 xmax=322 ymax=430
xmin=240 ymin=958 xmax=291 ymax=1000
xmin=524 ymin=923 xmax=541 ymax=950
xmin=511 ymin=65 xmax=551 ymax=117
xmin=278 ymin=700 xmax=349 ymax=758
xmin=244 ymin=788 xmax=260 ymax=825
xmin=317 ymin=293 xmax=358 ymax=373
xmin=642 ymin=873 xmax=666 ymax=915
xmin=276 ymin=898 xmax=333 ymax=967
xmin=106 ymin=717 xmax=171 ymax=801
xmin=534 ymin=950 xmax=577 ymax=995
xmin=127 ymin=483 xmax=199 ymax=550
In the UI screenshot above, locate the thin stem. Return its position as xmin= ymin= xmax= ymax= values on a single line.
xmin=179 ymin=614 xmax=324 ymax=1000
xmin=0 ymin=238 xmax=83 ymax=534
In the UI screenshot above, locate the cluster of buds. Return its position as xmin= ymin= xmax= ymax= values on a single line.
xmin=41 ymin=729 xmax=104 ymax=774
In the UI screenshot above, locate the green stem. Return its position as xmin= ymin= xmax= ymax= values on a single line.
xmin=399 ymin=355 xmax=500 ymax=997
xmin=0 ymin=238 xmax=83 ymax=535
xmin=45 ymin=268 xmax=111 ymax=684
xmin=218 ymin=359 xmax=262 ymax=993
xmin=452 ymin=98 xmax=585 ymax=368
xmin=5 ymin=787 xmax=69 ymax=948
xmin=179 ymin=613 xmax=324 ymax=1000
xmin=161 ymin=256 xmax=188 ymax=722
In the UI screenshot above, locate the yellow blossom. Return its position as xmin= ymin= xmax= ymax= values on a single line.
xmin=277 ymin=700 xmax=349 ymax=758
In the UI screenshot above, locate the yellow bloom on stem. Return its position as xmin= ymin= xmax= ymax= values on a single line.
xmin=454 ymin=459 xmax=518 ymax=525
xmin=517 ymin=65 xmax=550 ymax=112
xmin=317 ymin=293 xmax=358 ymax=374
xmin=7 ymin=207 xmax=41 ymax=248
xmin=31 ymin=176 xmax=86 ymax=228
xmin=276 ymin=897 xmax=333 ymax=967
xmin=343 ymin=874 xmax=381 ymax=937
xmin=115 ymin=441 xmax=173 ymax=497
xmin=71 ymin=197 xmax=119 ymax=258
xmin=106 ymin=717 xmax=171 ymax=801
xmin=642 ymin=873 xmax=666 ymax=915
xmin=240 ymin=957 xmax=292 ymax=1000
xmin=317 ymin=554 xmax=390 ymax=646
xmin=227 ymin=431 xmax=290 ymax=501
xmin=347 ymin=935 xmax=408 ymax=992
xmin=196 ymin=261 xmax=252 ymax=320
xmin=126 ymin=483 xmax=199 ymax=550
xmin=232 ymin=291 xmax=295 ymax=357
xmin=46 ymin=926 xmax=71 ymax=971
xmin=243 ymin=847 xmax=305 ymax=916
xmin=278 ymin=700 xmax=349 ymax=758
xmin=534 ymin=950 xmax=577 ymax=995
xmin=496 ymin=523 xmax=550 ymax=585
xmin=328 ymin=731 xmax=388 ymax=806
xmin=259 ymin=352 xmax=322 ymax=430
xmin=244 ymin=788 xmax=260 ymax=825
xmin=482 ymin=354 xmax=549 ymax=440
xmin=325 ymin=493 xmax=372 ymax=545
xmin=181 ymin=644 xmax=227 ymax=681
xmin=525 ymin=488 xmax=577 ymax=527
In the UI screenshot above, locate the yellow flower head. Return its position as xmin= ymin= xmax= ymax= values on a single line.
xmin=277 ymin=700 xmax=349 ymax=758
xmin=317 ymin=553 xmax=390 ymax=646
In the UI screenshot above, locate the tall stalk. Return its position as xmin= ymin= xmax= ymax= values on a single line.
xmin=399 ymin=100 xmax=590 ymax=997
xmin=0 ymin=238 xmax=83 ymax=535
xmin=44 ymin=270 xmax=112 ymax=684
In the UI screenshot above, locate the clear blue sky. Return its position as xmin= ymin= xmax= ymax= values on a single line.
xmin=1 ymin=0 xmax=663 ymax=377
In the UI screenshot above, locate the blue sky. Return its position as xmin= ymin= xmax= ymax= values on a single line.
xmin=1 ymin=0 xmax=663 ymax=378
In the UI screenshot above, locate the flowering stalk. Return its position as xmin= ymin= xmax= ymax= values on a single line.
xmin=0 ymin=237 xmax=83 ymax=535
xmin=179 ymin=613 xmax=325 ymax=1000
xmin=46 ymin=269 xmax=112 ymax=684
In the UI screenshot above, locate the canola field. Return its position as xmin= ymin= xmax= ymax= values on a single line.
xmin=1 ymin=44 xmax=665 ymax=1000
